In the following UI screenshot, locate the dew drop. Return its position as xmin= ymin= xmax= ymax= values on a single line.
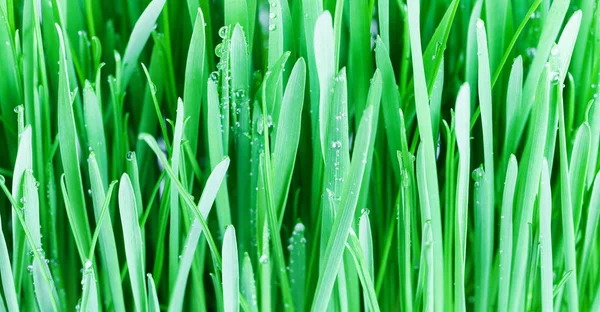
xmin=218 ymin=26 xmax=229 ymax=39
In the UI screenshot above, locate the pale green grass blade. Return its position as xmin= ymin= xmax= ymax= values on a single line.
xmin=357 ymin=70 xmax=383 ymax=211
xmin=311 ymin=107 xmax=373 ymax=310
xmin=358 ymin=212 xmax=375 ymax=311
xmin=503 ymin=56 xmax=523 ymax=156
xmin=516 ymin=0 xmax=569 ymax=146
xmin=556 ymin=71 xmax=579 ymax=312
xmin=454 ymin=83 xmax=470 ymax=312
xmin=168 ymin=99 xmax=185 ymax=290
xmin=83 ymin=81 xmax=108 ymax=186
xmin=314 ymin=11 xmax=335 ymax=157
xmin=509 ymin=65 xmax=550 ymax=310
xmin=406 ymin=0 xmax=444 ymax=308
xmin=466 ymin=0 xmax=482 ymax=110
xmin=206 ymin=78 xmax=232 ymax=233
xmin=539 ymin=160 xmax=553 ymax=312
xmin=23 ymin=169 xmax=60 ymax=311
xmin=168 ymin=157 xmax=229 ymax=312
xmin=569 ymin=123 xmax=590 ymax=230
xmin=2 ymin=175 xmax=59 ymax=311
xmin=184 ymin=8 xmax=206 ymax=154
xmin=119 ymin=173 xmax=147 ymax=312
xmin=11 ymin=125 xmax=32 ymax=294
xmin=87 ymin=154 xmax=125 ymax=311
xmin=140 ymin=133 xmax=223 ymax=267
xmin=319 ymin=67 xmax=350 ymax=275
xmin=223 ymin=225 xmax=239 ymax=312
xmin=475 ymin=19 xmax=495 ymax=311
xmin=121 ymin=0 xmax=166 ymax=89
xmin=241 ymin=253 xmax=258 ymax=312
xmin=556 ymin=11 xmax=582 ymax=83
xmin=497 ymin=155 xmax=518 ymax=312
xmin=80 ymin=260 xmax=99 ymax=312
xmin=147 ymin=274 xmax=160 ymax=312
xmin=272 ymin=58 xmax=306 ymax=218
xmin=289 ymin=222 xmax=306 ymax=312
xmin=56 ymin=24 xmax=92 ymax=263
xmin=346 ymin=230 xmax=379 ymax=312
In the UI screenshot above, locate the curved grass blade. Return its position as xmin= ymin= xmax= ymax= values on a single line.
xmin=56 ymin=24 xmax=92 ymax=263
xmin=11 ymin=125 xmax=32 ymax=294
xmin=87 ymin=153 xmax=125 ymax=311
xmin=569 ymin=123 xmax=590 ymax=230
xmin=121 ymin=0 xmax=167 ymax=89
xmin=168 ymin=157 xmax=229 ymax=312
xmin=272 ymin=58 xmax=306 ymax=219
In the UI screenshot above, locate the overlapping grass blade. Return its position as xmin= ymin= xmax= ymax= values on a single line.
xmin=311 ymin=106 xmax=373 ymax=310
xmin=168 ymin=157 xmax=229 ymax=312
xmin=406 ymin=0 xmax=444 ymax=308
xmin=56 ymin=24 xmax=92 ymax=263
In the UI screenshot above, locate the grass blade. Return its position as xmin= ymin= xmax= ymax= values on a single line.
xmin=119 ymin=173 xmax=147 ymax=312
xmin=223 ymin=225 xmax=239 ymax=312
xmin=121 ymin=0 xmax=166 ymax=89
xmin=539 ymin=160 xmax=553 ymax=312
xmin=311 ymin=106 xmax=373 ymax=310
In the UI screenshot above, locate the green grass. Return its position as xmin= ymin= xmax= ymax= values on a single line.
xmin=0 ymin=0 xmax=599 ymax=311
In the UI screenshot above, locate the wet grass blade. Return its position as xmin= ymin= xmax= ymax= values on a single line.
xmin=311 ymin=107 xmax=373 ymax=310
